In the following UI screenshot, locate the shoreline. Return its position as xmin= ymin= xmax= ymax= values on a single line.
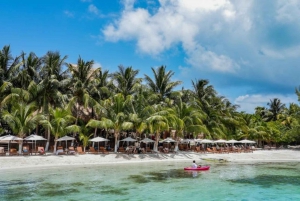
xmin=1 ymin=150 xmax=300 ymax=170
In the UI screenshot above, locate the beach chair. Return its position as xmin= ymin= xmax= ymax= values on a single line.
xmin=99 ymin=146 xmax=109 ymax=154
xmin=37 ymin=146 xmax=46 ymax=155
xmin=0 ymin=147 xmax=6 ymax=156
xmin=146 ymin=147 xmax=153 ymax=153
xmin=118 ymin=147 xmax=125 ymax=153
xmin=9 ymin=148 xmax=19 ymax=156
xmin=22 ymin=145 xmax=31 ymax=156
xmin=76 ymin=146 xmax=85 ymax=154
xmin=68 ymin=146 xmax=76 ymax=155
xmin=56 ymin=146 xmax=66 ymax=155
xmin=89 ymin=147 xmax=98 ymax=154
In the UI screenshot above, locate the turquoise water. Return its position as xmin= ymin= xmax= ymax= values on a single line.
xmin=0 ymin=161 xmax=300 ymax=201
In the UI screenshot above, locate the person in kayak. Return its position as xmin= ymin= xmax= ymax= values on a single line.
xmin=192 ymin=160 xmax=201 ymax=168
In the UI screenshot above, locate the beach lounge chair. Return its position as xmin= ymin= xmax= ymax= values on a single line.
xmin=68 ymin=146 xmax=76 ymax=155
xmin=89 ymin=147 xmax=98 ymax=154
xmin=0 ymin=147 xmax=6 ymax=156
xmin=146 ymin=147 xmax=153 ymax=153
xmin=37 ymin=146 xmax=46 ymax=155
xmin=56 ymin=146 xmax=66 ymax=155
xmin=118 ymin=147 xmax=125 ymax=153
xmin=76 ymin=146 xmax=85 ymax=154
xmin=22 ymin=145 xmax=31 ymax=155
xmin=9 ymin=148 xmax=19 ymax=156
xmin=99 ymin=146 xmax=109 ymax=154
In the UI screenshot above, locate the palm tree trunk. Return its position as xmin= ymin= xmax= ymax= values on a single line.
xmin=153 ymin=131 xmax=160 ymax=152
xmin=114 ymin=132 xmax=119 ymax=153
xmin=45 ymin=128 xmax=50 ymax=151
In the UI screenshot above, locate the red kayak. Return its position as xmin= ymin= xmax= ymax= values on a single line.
xmin=184 ymin=166 xmax=210 ymax=171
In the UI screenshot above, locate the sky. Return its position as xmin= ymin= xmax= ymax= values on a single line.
xmin=1 ymin=0 xmax=300 ymax=113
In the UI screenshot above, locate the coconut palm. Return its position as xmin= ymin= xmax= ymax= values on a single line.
xmin=40 ymin=107 xmax=79 ymax=153
xmin=144 ymin=66 xmax=182 ymax=101
xmin=265 ymin=98 xmax=286 ymax=121
xmin=2 ymin=101 xmax=43 ymax=153
xmin=111 ymin=65 xmax=142 ymax=97
xmin=102 ymin=93 xmax=133 ymax=152
xmin=39 ymin=51 xmax=69 ymax=151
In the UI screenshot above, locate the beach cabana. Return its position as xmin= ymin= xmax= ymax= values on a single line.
xmin=0 ymin=135 xmax=24 ymax=154
xmin=89 ymin=137 xmax=109 ymax=152
xmin=24 ymin=134 xmax=47 ymax=155
xmin=56 ymin=135 xmax=75 ymax=149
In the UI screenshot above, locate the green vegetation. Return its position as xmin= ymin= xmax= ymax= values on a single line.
xmin=1 ymin=45 xmax=300 ymax=151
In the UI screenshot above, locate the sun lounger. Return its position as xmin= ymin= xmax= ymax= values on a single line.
xmin=99 ymin=146 xmax=109 ymax=154
xmin=118 ymin=147 xmax=125 ymax=153
xmin=68 ymin=146 xmax=77 ymax=155
xmin=89 ymin=147 xmax=99 ymax=154
xmin=56 ymin=146 xmax=66 ymax=155
xmin=9 ymin=148 xmax=19 ymax=156
xmin=76 ymin=146 xmax=85 ymax=154
xmin=0 ymin=147 xmax=6 ymax=156
xmin=22 ymin=145 xmax=31 ymax=155
xmin=37 ymin=146 xmax=46 ymax=155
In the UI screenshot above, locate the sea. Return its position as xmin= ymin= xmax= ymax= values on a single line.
xmin=0 ymin=161 xmax=300 ymax=201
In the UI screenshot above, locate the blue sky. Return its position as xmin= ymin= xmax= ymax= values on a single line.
xmin=1 ymin=0 xmax=300 ymax=113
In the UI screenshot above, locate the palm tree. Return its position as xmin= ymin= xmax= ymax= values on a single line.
xmin=266 ymin=98 xmax=285 ymax=121
xmin=111 ymin=65 xmax=142 ymax=97
xmin=0 ymin=45 xmax=23 ymax=85
xmin=67 ymin=57 xmax=100 ymax=127
xmin=2 ymin=101 xmax=43 ymax=153
xmin=144 ymin=66 xmax=182 ymax=101
xmin=40 ymin=107 xmax=79 ymax=153
xmin=102 ymin=93 xmax=133 ymax=152
xmin=39 ymin=51 xmax=69 ymax=151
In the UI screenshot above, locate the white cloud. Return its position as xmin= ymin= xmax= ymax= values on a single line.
xmin=234 ymin=93 xmax=298 ymax=113
xmin=276 ymin=0 xmax=300 ymax=24
xmin=102 ymin=0 xmax=244 ymax=73
xmin=88 ymin=4 xmax=99 ymax=15
xmin=260 ymin=45 xmax=300 ymax=59
xmin=92 ymin=61 xmax=102 ymax=69
xmin=186 ymin=44 xmax=240 ymax=73
xmin=64 ymin=10 xmax=74 ymax=18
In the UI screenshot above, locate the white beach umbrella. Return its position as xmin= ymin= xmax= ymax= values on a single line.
xmin=56 ymin=135 xmax=76 ymax=149
xmin=141 ymin=138 xmax=155 ymax=151
xmin=89 ymin=137 xmax=110 ymax=152
xmin=0 ymin=135 xmax=23 ymax=153
xmin=200 ymin=139 xmax=214 ymax=143
xmin=226 ymin=139 xmax=239 ymax=143
xmin=239 ymin=139 xmax=256 ymax=144
xmin=214 ymin=139 xmax=227 ymax=143
xmin=24 ymin=134 xmax=47 ymax=154
xmin=161 ymin=137 xmax=176 ymax=143
xmin=120 ymin=137 xmax=137 ymax=142
xmin=141 ymin=138 xmax=155 ymax=143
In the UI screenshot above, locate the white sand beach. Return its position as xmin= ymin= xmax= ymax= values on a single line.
xmin=0 ymin=149 xmax=300 ymax=170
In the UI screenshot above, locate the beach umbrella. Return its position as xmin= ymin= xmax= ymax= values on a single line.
xmin=200 ymin=139 xmax=213 ymax=143
xmin=24 ymin=134 xmax=47 ymax=154
xmin=89 ymin=137 xmax=109 ymax=152
xmin=226 ymin=139 xmax=239 ymax=143
xmin=214 ymin=139 xmax=227 ymax=143
xmin=120 ymin=137 xmax=137 ymax=142
xmin=56 ymin=135 xmax=76 ymax=149
xmin=239 ymin=139 xmax=256 ymax=144
xmin=161 ymin=137 xmax=176 ymax=143
xmin=120 ymin=137 xmax=137 ymax=147
xmin=0 ymin=135 xmax=23 ymax=153
xmin=141 ymin=137 xmax=155 ymax=151
xmin=141 ymin=138 xmax=155 ymax=143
